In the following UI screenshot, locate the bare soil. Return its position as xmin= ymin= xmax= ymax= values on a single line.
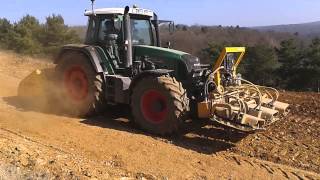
xmin=0 ymin=51 xmax=319 ymax=179
xmin=233 ymin=92 xmax=320 ymax=173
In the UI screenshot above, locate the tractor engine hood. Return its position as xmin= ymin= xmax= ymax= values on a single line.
xmin=133 ymin=45 xmax=201 ymax=73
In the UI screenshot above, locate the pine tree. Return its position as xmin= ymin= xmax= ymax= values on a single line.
xmin=241 ymin=45 xmax=279 ymax=86
xmin=10 ymin=15 xmax=42 ymax=54
xmin=40 ymin=14 xmax=80 ymax=54
xmin=0 ymin=18 xmax=14 ymax=49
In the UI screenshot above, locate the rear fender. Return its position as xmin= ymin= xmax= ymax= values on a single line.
xmin=55 ymin=44 xmax=105 ymax=73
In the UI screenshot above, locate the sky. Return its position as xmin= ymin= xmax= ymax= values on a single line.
xmin=1 ymin=0 xmax=320 ymax=27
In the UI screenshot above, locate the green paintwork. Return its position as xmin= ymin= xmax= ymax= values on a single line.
xmin=90 ymin=44 xmax=191 ymax=80
xmin=134 ymin=45 xmax=189 ymax=60
xmin=133 ymin=45 xmax=190 ymax=80
xmin=94 ymin=46 xmax=115 ymax=75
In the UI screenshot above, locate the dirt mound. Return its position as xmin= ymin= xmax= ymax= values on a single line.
xmin=233 ymin=92 xmax=320 ymax=173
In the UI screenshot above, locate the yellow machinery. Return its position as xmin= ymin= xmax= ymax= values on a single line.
xmin=198 ymin=47 xmax=289 ymax=131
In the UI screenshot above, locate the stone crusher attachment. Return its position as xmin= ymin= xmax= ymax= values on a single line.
xmin=197 ymin=47 xmax=289 ymax=132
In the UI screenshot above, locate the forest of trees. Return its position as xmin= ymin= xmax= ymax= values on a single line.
xmin=0 ymin=15 xmax=319 ymax=91
xmin=161 ymin=25 xmax=320 ymax=92
xmin=0 ymin=15 xmax=80 ymax=55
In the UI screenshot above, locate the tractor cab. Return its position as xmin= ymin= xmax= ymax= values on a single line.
xmin=84 ymin=7 xmax=158 ymax=45
xmin=84 ymin=7 xmax=164 ymax=71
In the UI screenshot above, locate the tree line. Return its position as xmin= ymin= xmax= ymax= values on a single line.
xmin=161 ymin=25 xmax=320 ymax=92
xmin=0 ymin=15 xmax=80 ymax=55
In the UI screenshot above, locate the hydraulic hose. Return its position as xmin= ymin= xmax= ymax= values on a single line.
xmin=257 ymin=85 xmax=279 ymax=103
xmin=204 ymin=66 xmax=225 ymax=100
xmin=236 ymin=78 xmax=263 ymax=110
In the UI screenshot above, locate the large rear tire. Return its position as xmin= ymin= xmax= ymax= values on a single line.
xmin=131 ymin=75 xmax=188 ymax=135
xmin=55 ymin=52 xmax=105 ymax=117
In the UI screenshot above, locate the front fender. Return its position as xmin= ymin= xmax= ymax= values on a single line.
xmin=129 ymin=69 xmax=173 ymax=94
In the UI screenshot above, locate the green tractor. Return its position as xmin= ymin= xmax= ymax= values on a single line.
xmin=54 ymin=5 xmax=196 ymax=135
xmin=19 ymin=3 xmax=289 ymax=135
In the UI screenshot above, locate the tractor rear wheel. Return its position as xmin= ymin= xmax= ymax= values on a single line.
xmin=131 ymin=75 xmax=188 ymax=135
xmin=56 ymin=52 xmax=105 ymax=117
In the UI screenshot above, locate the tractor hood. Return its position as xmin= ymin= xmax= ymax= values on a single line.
xmin=133 ymin=45 xmax=201 ymax=72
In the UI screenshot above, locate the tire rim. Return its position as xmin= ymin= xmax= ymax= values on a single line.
xmin=64 ymin=66 xmax=89 ymax=102
xmin=141 ymin=89 xmax=168 ymax=123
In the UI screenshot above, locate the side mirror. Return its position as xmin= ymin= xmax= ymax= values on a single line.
xmin=113 ymin=18 xmax=121 ymax=32
xmin=157 ymin=20 xmax=175 ymax=34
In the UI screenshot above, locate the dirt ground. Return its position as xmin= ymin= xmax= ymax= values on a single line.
xmin=234 ymin=92 xmax=320 ymax=173
xmin=0 ymin=51 xmax=319 ymax=179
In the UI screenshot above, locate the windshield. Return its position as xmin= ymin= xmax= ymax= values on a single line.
xmin=130 ymin=19 xmax=153 ymax=45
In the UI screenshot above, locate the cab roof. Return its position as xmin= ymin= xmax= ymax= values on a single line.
xmin=85 ymin=8 xmax=154 ymax=17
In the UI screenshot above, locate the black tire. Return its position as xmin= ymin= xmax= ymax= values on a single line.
xmin=55 ymin=52 xmax=105 ymax=117
xmin=131 ymin=75 xmax=188 ymax=135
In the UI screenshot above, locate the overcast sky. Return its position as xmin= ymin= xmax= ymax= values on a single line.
xmin=1 ymin=0 xmax=320 ymax=27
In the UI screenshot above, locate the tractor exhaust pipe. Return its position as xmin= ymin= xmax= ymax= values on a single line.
xmin=123 ymin=6 xmax=133 ymax=68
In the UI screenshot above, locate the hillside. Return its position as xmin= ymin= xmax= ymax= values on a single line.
xmin=0 ymin=50 xmax=319 ymax=179
xmin=72 ymin=21 xmax=320 ymax=41
xmin=253 ymin=21 xmax=320 ymax=38
xmin=160 ymin=25 xmax=295 ymax=62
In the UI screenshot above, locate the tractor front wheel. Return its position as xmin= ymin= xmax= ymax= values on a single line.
xmin=131 ymin=75 xmax=188 ymax=135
